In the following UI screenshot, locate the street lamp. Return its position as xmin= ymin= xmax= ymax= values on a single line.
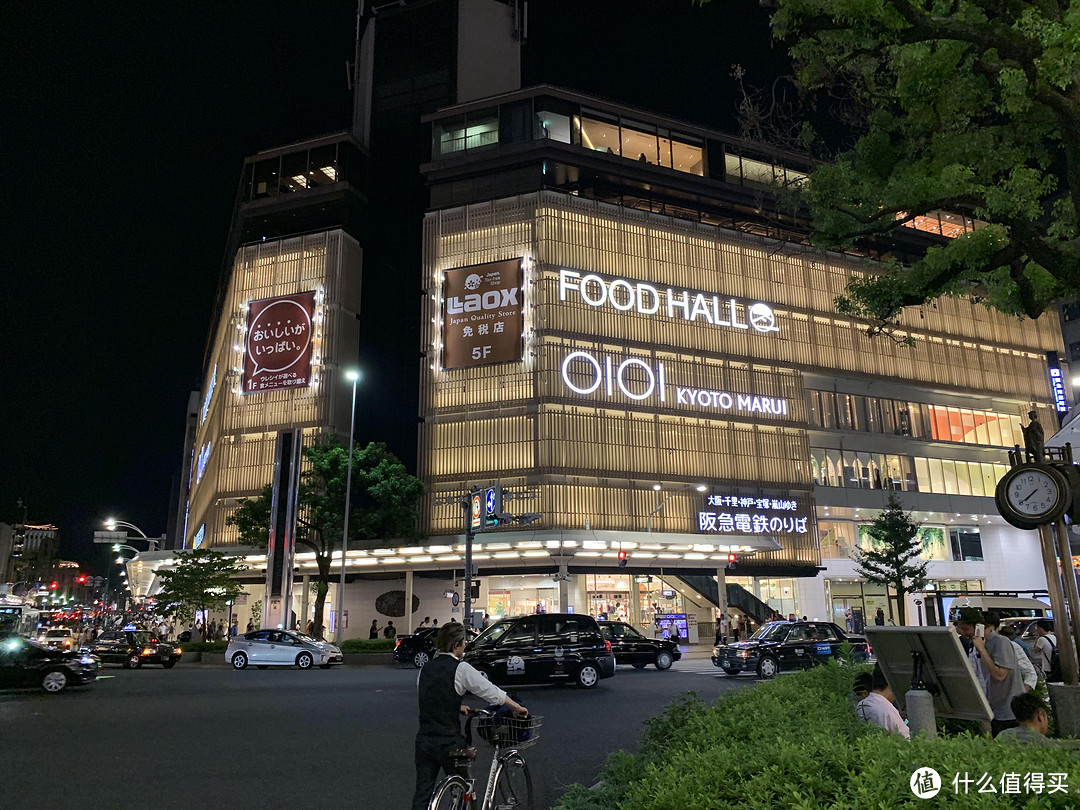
xmin=336 ymin=369 xmax=360 ymax=643
xmin=104 ymin=518 xmax=159 ymax=550
xmin=646 ymin=484 xmax=707 ymax=533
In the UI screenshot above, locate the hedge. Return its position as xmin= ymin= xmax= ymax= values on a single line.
xmin=339 ymin=638 xmax=395 ymax=653
xmin=557 ymin=662 xmax=1078 ymax=809
xmin=179 ymin=641 xmax=229 ymax=653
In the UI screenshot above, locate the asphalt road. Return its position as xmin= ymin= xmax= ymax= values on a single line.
xmin=0 ymin=658 xmax=751 ymax=809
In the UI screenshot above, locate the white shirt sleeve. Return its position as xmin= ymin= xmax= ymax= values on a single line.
xmin=454 ymin=660 xmax=508 ymax=706
xmin=1013 ymin=641 xmax=1038 ymax=688
xmin=857 ymin=693 xmax=910 ymax=739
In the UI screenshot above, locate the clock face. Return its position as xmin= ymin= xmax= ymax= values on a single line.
xmin=1006 ymin=470 xmax=1061 ymax=517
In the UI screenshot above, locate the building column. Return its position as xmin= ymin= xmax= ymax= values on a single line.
xmin=405 ymin=569 xmax=414 ymax=634
xmin=629 ymin=574 xmax=642 ymax=629
xmin=557 ymin=562 xmax=569 ymax=614
xmin=300 ymin=575 xmax=309 ymax=630
xmin=716 ymin=566 xmax=728 ymax=617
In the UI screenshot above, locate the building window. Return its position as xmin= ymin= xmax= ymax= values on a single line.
xmin=949 ymin=527 xmax=984 ymax=561
xmin=819 ymin=522 xmax=857 ymax=560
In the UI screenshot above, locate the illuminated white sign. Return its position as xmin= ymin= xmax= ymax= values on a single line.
xmin=699 ymin=495 xmax=808 ymax=534
xmin=192 ymin=524 xmax=206 ymax=550
xmin=559 ymin=269 xmax=778 ymax=333
xmin=560 ymin=350 xmax=789 ymax=417
xmin=196 ymin=441 xmax=212 ymax=483
xmin=201 ymin=365 xmax=217 ymax=423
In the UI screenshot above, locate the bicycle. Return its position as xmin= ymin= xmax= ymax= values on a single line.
xmin=427 ymin=707 xmax=541 ymax=810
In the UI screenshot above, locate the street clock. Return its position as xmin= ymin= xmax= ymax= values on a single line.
xmin=995 ymin=463 xmax=1070 ymax=529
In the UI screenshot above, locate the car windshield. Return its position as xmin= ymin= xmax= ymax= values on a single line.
xmin=293 ymin=632 xmax=319 ymax=643
xmin=132 ymin=632 xmax=155 ymax=645
xmin=471 ymin=620 xmax=512 ymax=647
xmin=45 ymin=629 xmax=70 ymax=637
xmin=750 ymin=623 xmax=790 ymax=642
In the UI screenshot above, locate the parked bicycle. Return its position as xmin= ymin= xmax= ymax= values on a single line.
xmin=427 ymin=707 xmax=541 ymax=810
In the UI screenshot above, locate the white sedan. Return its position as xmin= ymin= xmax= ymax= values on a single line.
xmin=226 ymin=630 xmax=343 ymax=670
xmin=38 ymin=628 xmax=77 ymax=651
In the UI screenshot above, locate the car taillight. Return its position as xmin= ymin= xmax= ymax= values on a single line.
xmin=605 ymin=640 xmax=612 ymax=653
xmin=395 ymin=639 xmax=401 ymax=648
xmin=142 ymin=648 xmax=154 ymax=655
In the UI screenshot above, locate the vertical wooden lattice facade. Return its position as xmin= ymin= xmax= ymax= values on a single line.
xmin=419 ymin=191 xmax=1061 ymax=572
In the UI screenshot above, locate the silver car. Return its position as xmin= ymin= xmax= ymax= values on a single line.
xmin=226 ymin=630 xmax=343 ymax=670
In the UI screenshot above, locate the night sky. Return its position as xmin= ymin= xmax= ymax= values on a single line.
xmin=1 ymin=1 xmax=784 ymax=573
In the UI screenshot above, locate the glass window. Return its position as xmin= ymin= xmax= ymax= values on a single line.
xmin=940 ymin=459 xmax=958 ymax=494
xmin=435 ymin=115 xmax=467 ymax=156
xmin=920 ymin=527 xmax=950 ymax=561
xmin=580 ymin=110 xmax=621 ymax=156
xmin=621 ymin=119 xmax=658 ymax=165
xmin=929 ymin=406 xmax=950 ymax=441
xmin=959 ymin=410 xmax=977 ymax=443
xmin=947 ymin=408 xmax=965 ymax=442
xmin=465 ymin=109 xmax=499 ymax=151
xmin=819 ymin=392 xmax=836 ymax=428
xmin=499 ymin=619 xmax=539 ymax=645
xmin=968 ymin=462 xmax=985 ymax=497
xmin=1006 ymin=416 xmax=1022 ymax=447
xmin=955 ymin=460 xmax=972 ymax=496
xmin=724 ymin=152 xmax=741 ymax=182
xmin=499 ymin=100 xmax=533 ymax=144
xmin=280 ymin=150 xmax=309 ymax=193
xmin=927 ymin=458 xmax=945 ymax=493
xmin=985 ymin=414 xmax=1002 ymax=446
xmin=739 ymin=155 xmax=774 ymax=186
xmin=908 ymin=402 xmax=928 ymax=438
xmin=826 ymin=448 xmax=845 ymax=486
xmin=657 ymin=129 xmax=674 ymax=168
xmin=981 ymin=463 xmax=1000 ymax=494
xmin=819 ymin=522 xmax=857 ymax=559
xmin=308 ymin=144 xmax=338 ymax=185
xmin=537 ymin=110 xmax=572 ymax=143
xmin=837 ymin=394 xmax=857 ymax=430
xmin=950 ymin=528 xmax=984 ymax=561
xmin=896 ymin=406 xmax=912 ymax=436
xmin=252 ymin=157 xmax=279 ymax=199
xmin=670 ymin=136 xmax=704 ymax=176
xmin=974 ymin=412 xmax=990 ymax=445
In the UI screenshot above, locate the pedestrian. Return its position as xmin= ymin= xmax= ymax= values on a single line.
xmin=306 ymin=619 xmax=315 ymax=635
xmin=874 ymin=608 xmax=885 ymax=626
xmin=432 ymin=618 xmax=439 ymax=628
xmin=410 ymin=623 xmax=528 ymax=810
xmin=369 ymin=619 xmax=380 ymax=639
xmin=229 ymin=619 xmax=239 ymax=640
xmin=482 ymin=613 xmax=490 ymax=628
xmin=246 ymin=618 xmax=255 ymax=633
xmin=995 ymin=692 xmax=1054 ymax=747
xmin=420 ymin=616 xmax=431 ymax=629
xmin=845 ymin=610 xmax=853 ymax=633
xmin=953 ymin=608 xmax=990 ymax=692
xmin=714 ymin=616 xmax=725 ymax=646
xmin=855 ymin=665 xmax=909 ymax=738
xmin=971 ymin=612 xmax=1025 ymax=737
xmin=1032 ymin=620 xmax=1059 ymax=681
xmin=998 ymin=624 xmax=1038 ymax=692
xmin=384 ymin=621 xmax=397 ymax=640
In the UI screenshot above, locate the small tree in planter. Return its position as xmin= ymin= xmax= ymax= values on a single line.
xmin=155 ymin=549 xmax=247 ymax=630
xmin=853 ymin=493 xmax=928 ymax=626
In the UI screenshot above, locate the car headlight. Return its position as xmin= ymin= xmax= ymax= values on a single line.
xmin=175 ymin=648 xmax=182 ymax=655
xmin=79 ymin=656 xmax=96 ymax=665
xmin=141 ymin=648 xmax=154 ymax=655
xmin=738 ymin=650 xmax=753 ymax=658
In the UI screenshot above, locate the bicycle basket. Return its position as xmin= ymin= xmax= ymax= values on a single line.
xmin=476 ymin=715 xmax=542 ymax=750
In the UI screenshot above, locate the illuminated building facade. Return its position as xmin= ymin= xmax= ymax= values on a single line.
xmin=415 ymin=85 xmax=1062 ymax=631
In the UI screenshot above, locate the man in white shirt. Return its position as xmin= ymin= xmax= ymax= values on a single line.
xmin=1033 ymin=621 xmax=1057 ymax=680
xmin=856 ymin=666 xmax=910 ymax=738
xmin=412 ymin=623 xmax=528 ymax=810
xmin=998 ymin=624 xmax=1038 ymax=691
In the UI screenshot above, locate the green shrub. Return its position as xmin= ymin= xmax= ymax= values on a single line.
xmin=557 ymin=663 xmax=1078 ymax=809
xmin=339 ymin=638 xmax=395 ymax=653
xmin=180 ymin=641 xmax=229 ymax=653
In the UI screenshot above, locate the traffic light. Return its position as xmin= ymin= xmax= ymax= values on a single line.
xmin=50 ymin=581 xmax=58 ymax=589
xmin=76 ymin=575 xmax=86 ymax=583
xmin=727 ymin=553 xmax=738 ymax=570
xmin=618 ymin=550 xmax=627 ymax=567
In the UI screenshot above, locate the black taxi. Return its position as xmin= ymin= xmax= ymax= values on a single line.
xmin=90 ymin=630 xmax=182 ymax=669
xmin=464 ymin=613 xmax=616 ymax=689
xmin=712 ymin=621 xmax=869 ymax=679
xmin=598 ymin=621 xmax=681 ymax=670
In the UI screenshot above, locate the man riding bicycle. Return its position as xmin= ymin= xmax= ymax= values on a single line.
xmin=412 ymin=622 xmax=528 ymax=810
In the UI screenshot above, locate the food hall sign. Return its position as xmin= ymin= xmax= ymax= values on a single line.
xmin=559 ymin=270 xmax=778 ymax=334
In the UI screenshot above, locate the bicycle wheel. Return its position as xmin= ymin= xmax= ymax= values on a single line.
xmin=428 ymin=775 xmax=469 ymax=810
xmin=491 ymin=754 xmax=533 ymax=810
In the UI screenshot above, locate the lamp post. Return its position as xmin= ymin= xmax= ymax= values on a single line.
xmin=104 ymin=519 xmax=159 ymax=551
xmin=645 ymin=484 xmax=707 ymax=533
xmin=336 ymin=370 xmax=360 ymax=643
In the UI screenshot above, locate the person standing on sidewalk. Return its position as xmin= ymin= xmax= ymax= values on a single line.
xmin=972 ymin=612 xmax=1025 ymax=737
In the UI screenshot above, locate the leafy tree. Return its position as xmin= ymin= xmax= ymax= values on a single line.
xmin=759 ymin=0 xmax=1080 ymax=331
xmin=852 ymin=493 xmax=929 ymax=626
xmin=154 ymin=549 xmax=246 ymax=628
xmin=226 ymin=436 xmax=424 ymax=637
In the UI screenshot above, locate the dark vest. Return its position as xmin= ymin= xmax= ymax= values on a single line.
xmin=417 ymin=654 xmax=462 ymax=740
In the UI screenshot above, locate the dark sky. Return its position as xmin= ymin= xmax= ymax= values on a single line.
xmin=1 ymin=1 xmax=783 ymax=573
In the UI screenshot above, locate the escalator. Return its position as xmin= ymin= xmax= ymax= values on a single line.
xmin=673 ymin=574 xmax=774 ymax=626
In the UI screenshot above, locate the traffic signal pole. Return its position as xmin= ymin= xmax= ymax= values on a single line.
xmin=462 ymin=496 xmax=474 ymax=630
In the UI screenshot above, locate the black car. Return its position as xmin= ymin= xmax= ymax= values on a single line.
xmin=712 ymin=621 xmax=869 ymax=679
xmin=394 ymin=626 xmax=480 ymax=668
xmin=90 ymin=630 xmax=182 ymax=669
xmin=598 ymin=621 xmax=681 ymax=670
xmin=464 ymin=613 xmax=616 ymax=689
xmin=0 ymin=635 xmax=99 ymax=693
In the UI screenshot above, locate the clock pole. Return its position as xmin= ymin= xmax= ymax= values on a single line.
xmin=1037 ymin=520 xmax=1078 ymax=685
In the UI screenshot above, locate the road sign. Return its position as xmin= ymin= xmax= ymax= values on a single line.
xmin=470 ymin=493 xmax=483 ymax=530
xmin=93 ymin=530 xmax=129 ymax=544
